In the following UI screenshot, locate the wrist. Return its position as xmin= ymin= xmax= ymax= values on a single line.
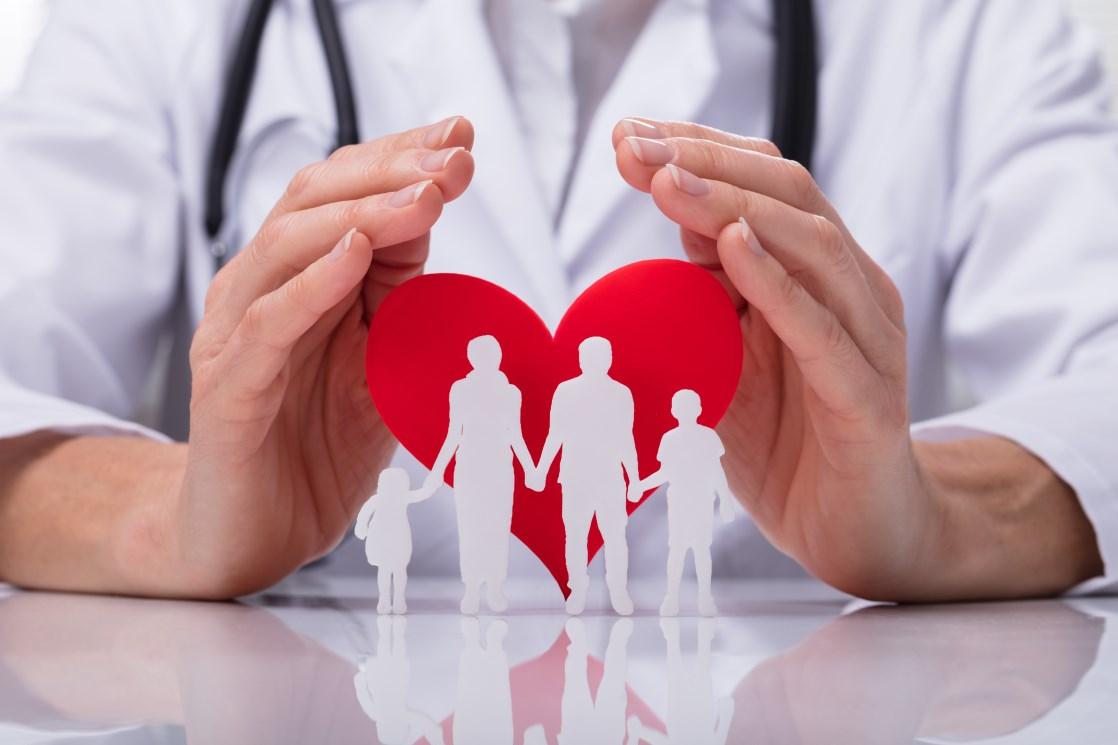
xmin=910 ymin=436 xmax=1103 ymax=601
xmin=111 ymin=441 xmax=190 ymax=596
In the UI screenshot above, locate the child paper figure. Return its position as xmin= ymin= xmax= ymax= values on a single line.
xmin=531 ymin=337 xmax=638 ymax=616
xmin=354 ymin=467 xmax=437 ymax=614
xmin=626 ymin=619 xmax=734 ymax=745
xmin=354 ymin=616 xmax=445 ymax=745
xmin=635 ymin=390 xmax=736 ymax=617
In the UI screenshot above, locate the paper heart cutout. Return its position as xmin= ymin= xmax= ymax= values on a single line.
xmin=366 ymin=259 xmax=743 ymax=597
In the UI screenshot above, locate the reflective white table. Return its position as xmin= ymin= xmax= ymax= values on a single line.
xmin=0 ymin=574 xmax=1114 ymax=744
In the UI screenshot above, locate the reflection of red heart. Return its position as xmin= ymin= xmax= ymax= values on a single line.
xmin=366 ymin=259 xmax=742 ymax=597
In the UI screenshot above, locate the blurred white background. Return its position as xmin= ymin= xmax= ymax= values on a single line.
xmin=0 ymin=0 xmax=1116 ymax=99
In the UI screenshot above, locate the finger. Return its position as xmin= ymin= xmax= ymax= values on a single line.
xmin=362 ymin=232 xmax=430 ymax=319
xmin=615 ymin=130 xmax=904 ymax=328
xmin=611 ymin=117 xmax=780 ymax=158
xmin=678 ymin=226 xmax=745 ymax=312
xmin=206 ymin=180 xmax=442 ymax=343
xmin=276 ymin=145 xmax=474 ymax=214
xmin=717 ymin=218 xmax=878 ymax=419
xmin=653 ymin=166 xmax=902 ymax=373
xmin=220 ymin=229 xmax=374 ymax=398
xmin=329 ymin=115 xmax=475 ymax=163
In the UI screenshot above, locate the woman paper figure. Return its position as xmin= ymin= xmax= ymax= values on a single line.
xmin=635 ymin=390 xmax=736 ymax=617
xmin=354 ymin=467 xmax=437 ymax=614
xmin=426 ymin=335 xmax=535 ymax=615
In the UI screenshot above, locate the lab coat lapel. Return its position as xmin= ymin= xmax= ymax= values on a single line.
xmin=384 ymin=0 xmax=570 ymax=321
xmin=558 ymin=0 xmax=719 ymax=266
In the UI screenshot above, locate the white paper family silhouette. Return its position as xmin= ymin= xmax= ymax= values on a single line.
xmin=354 ymin=335 xmax=736 ymax=617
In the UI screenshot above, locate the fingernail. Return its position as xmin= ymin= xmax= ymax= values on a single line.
xmin=388 ymin=179 xmax=432 ymax=207
xmin=327 ymin=228 xmax=356 ymax=264
xmin=423 ymin=116 xmax=461 ymax=149
xmin=626 ymin=136 xmax=674 ymax=166
xmin=739 ymin=217 xmax=766 ymax=257
xmin=622 ymin=118 xmax=664 ymax=139
xmin=420 ymin=146 xmax=462 ymax=172
xmin=667 ymin=164 xmax=710 ymax=196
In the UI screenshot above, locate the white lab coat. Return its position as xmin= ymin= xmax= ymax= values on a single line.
xmin=1 ymin=0 xmax=1117 ymax=591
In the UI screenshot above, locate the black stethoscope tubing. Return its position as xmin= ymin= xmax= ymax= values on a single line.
xmin=204 ymin=0 xmax=817 ymax=270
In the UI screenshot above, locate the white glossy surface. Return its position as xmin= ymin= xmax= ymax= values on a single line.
xmin=0 ymin=576 xmax=1114 ymax=744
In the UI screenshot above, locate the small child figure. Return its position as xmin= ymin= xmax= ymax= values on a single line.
xmin=354 ymin=467 xmax=438 ymax=614
xmin=634 ymin=390 xmax=736 ymax=617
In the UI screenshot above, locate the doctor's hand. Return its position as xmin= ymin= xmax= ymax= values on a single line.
xmin=177 ymin=117 xmax=475 ymax=597
xmin=613 ymin=118 xmax=1102 ymax=602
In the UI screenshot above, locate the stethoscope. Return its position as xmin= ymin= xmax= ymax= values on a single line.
xmin=204 ymin=0 xmax=818 ymax=270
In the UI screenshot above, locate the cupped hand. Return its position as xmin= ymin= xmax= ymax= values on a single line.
xmin=613 ymin=118 xmax=932 ymax=599
xmin=179 ymin=117 xmax=475 ymax=597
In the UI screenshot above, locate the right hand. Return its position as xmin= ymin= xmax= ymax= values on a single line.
xmin=177 ymin=117 xmax=475 ymax=597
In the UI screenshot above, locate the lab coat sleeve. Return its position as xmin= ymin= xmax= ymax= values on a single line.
xmin=0 ymin=0 xmax=184 ymax=444
xmin=911 ymin=0 xmax=1118 ymax=594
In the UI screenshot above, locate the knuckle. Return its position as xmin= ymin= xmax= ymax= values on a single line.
xmin=203 ymin=268 xmax=230 ymax=313
xmin=359 ymin=154 xmax=391 ymax=188
xmin=329 ymin=143 xmax=360 ymax=161
xmin=822 ymin=314 xmax=853 ymax=363
xmin=774 ymin=268 xmax=804 ymax=309
xmin=250 ymin=215 xmax=293 ymax=265
xmin=282 ymin=271 xmax=311 ymax=315
xmin=284 ymin=162 xmax=324 ymax=204
xmin=334 ymin=197 xmax=371 ymax=231
xmin=811 ymin=216 xmax=850 ymax=271
xmin=784 ymin=159 xmax=822 ymax=210
xmin=240 ymin=298 xmax=267 ymax=342
xmin=748 ymin=137 xmax=781 ymax=158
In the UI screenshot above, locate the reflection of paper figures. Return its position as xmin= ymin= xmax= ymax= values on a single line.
xmin=354 ymin=468 xmax=437 ymax=614
xmin=637 ymin=390 xmax=735 ymax=617
xmin=427 ymin=335 xmax=535 ymax=615
xmin=533 ymin=337 xmax=638 ymax=616
xmin=454 ymin=618 xmax=515 ymax=745
xmin=557 ymin=617 xmax=634 ymax=744
xmin=627 ymin=619 xmax=733 ymax=745
xmin=354 ymin=616 xmax=445 ymax=745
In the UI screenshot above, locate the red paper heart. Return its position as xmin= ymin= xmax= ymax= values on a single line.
xmin=366 ymin=259 xmax=743 ymax=597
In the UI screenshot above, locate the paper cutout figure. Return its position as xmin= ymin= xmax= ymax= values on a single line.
xmin=366 ymin=261 xmax=745 ymax=600
xmin=426 ymin=335 xmax=535 ymax=615
xmin=454 ymin=617 xmax=514 ymax=745
xmin=556 ymin=617 xmax=634 ymax=744
xmin=354 ymin=616 xmax=445 ymax=745
xmin=636 ymin=390 xmax=736 ymax=617
xmin=627 ymin=619 xmax=733 ymax=745
xmin=354 ymin=467 xmax=438 ymax=614
xmin=531 ymin=337 xmax=638 ymax=616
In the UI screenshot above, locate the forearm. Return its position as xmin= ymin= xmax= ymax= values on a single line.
xmin=909 ymin=436 xmax=1103 ymax=601
xmin=0 ymin=432 xmax=187 ymax=596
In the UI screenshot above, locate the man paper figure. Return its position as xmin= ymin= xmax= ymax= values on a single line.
xmin=532 ymin=337 xmax=638 ymax=616
xmin=637 ymin=390 xmax=736 ymax=617
xmin=427 ymin=335 xmax=535 ymax=615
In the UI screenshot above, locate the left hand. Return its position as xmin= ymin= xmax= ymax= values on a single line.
xmin=613 ymin=118 xmax=930 ymax=600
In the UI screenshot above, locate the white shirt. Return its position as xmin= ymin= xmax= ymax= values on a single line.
xmin=1 ymin=0 xmax=1117 ymax=591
